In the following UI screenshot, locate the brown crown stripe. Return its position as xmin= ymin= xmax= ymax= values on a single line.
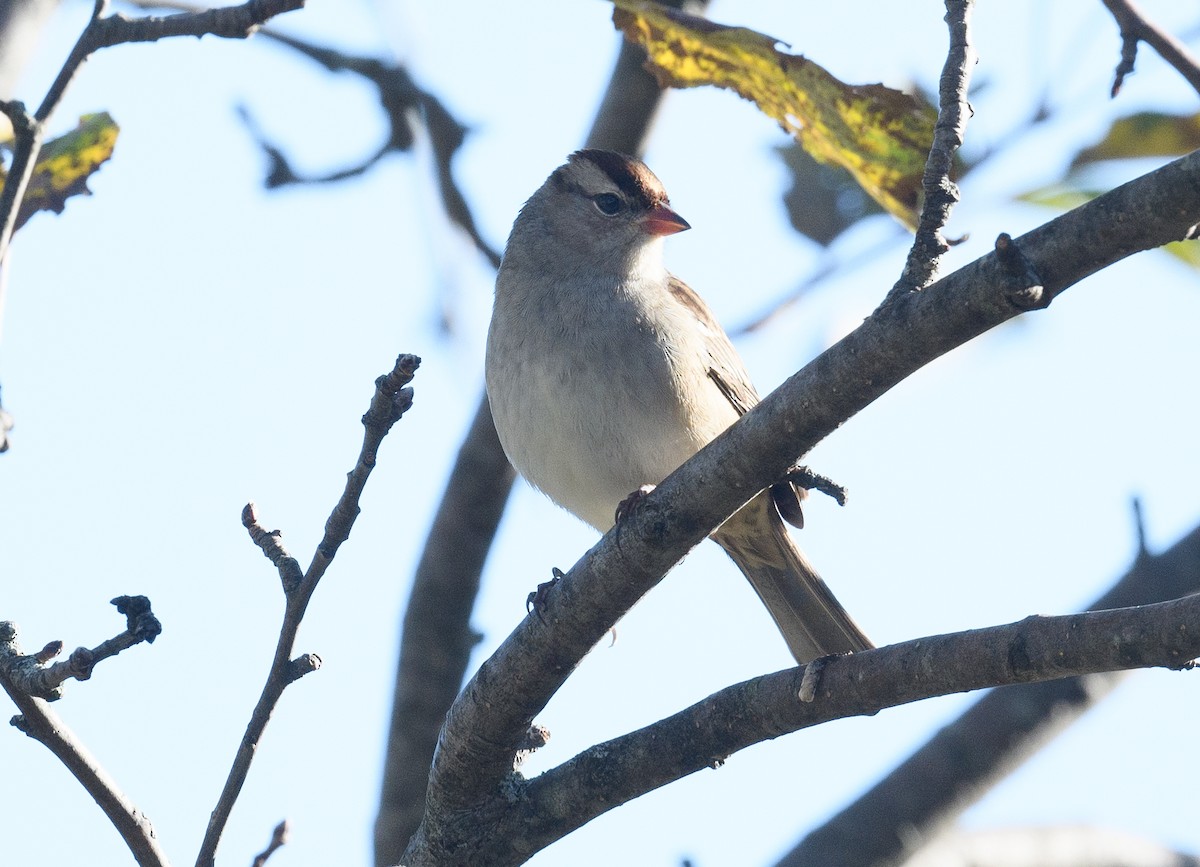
xmin=570 ymin=149 xmax=670 ymax=209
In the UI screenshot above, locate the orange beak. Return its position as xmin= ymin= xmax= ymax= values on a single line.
xmin=642 ymin=204 xmax=691 ymax=237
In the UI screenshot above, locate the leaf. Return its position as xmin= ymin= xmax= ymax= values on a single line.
xmin=1072 ymin=111 xmax=1200 ymax=169
xmin=1017 ymin=184 xmax=1102 ymax=211
xmin=11 ymin=112 xmax=119 ymax=231
xmin=778 ymin=142 xmax=884 ymax=247
xmin=611 ymin=0 xmax=935 ymax=229
xmin=1164 ymin=239 xmax=1200 ymax=268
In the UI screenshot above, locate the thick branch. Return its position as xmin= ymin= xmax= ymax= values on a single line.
xmin=779 ymin=517 xmax=1200 ymax=866
xmin=508 ymin=595 xmax=1200 ymax=860
xmin=403 ymin=148 xmax=1200 ymax=864
xmin=196 ymin=355 xmax=418 ymax=867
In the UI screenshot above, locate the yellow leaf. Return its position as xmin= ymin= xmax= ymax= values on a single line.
xmin=12 ymin=112 xmax=120 ymax=231
xmin=1072 ymin=111 xmax=1200 ymax=168
xmin=611 ymin=0 xmax=935 ymax=229
xmin=1164 ymin=239 xmax=1200 ymax=269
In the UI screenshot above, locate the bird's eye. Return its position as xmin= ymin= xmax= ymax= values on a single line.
xmin=592 ymin=193 xmax=623 ymax=216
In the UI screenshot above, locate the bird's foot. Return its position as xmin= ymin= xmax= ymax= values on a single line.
xmin=614 ymin=484 xmax=656 ymax=525
xmin=526 ymin=567 xmax=564 ymax=624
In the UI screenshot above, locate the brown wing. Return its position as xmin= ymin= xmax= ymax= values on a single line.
xmin=666 ymin=275 xmax=759 ymax=414
xmin=665 ymin=275 xmax=806 ymax=528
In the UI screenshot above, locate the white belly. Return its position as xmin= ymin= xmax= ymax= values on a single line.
xmin=486 ymin=282 xmax=737 ymax=531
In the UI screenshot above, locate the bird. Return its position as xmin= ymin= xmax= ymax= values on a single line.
xmin=485 ymin=149 xmax=871 ymax=664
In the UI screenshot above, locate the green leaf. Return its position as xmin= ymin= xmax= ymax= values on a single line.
xmin=611 ymin=0 xmax=935 ymax=229
xmin=10 ymin=112 xmax=120 ymax=231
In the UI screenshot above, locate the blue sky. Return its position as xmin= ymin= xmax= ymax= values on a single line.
xmin=2 ymin=2 xmax=1199 ymax=865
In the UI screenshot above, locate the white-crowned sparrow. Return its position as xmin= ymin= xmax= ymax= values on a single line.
xmin=485 ymin=149 xmax=871 ymax=663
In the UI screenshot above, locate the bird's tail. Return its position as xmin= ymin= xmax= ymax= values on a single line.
xmin=713 ymin=494 xmax=872 ymax=664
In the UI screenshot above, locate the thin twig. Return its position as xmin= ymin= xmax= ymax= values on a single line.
xmin=124 ymin=0 xmax=504 ymax=268
xmin=1101 ymin=0 xmax=1200 ymax=98
xmin=734 ymin=229 xmax=903 ymax=336
xmin=242 ymin=502 xmax=304 ymax=593
xmin=887 ymin=0 xmax=976 ymax=299
xmin=3 ymin=597 xmax=162 ymax=698
xmin=0 ymin=621 xmax=170 ymax=867
xmin=0 ymin=98 xmax=46 ymax=266
xmin=195 ymin=354 xmax=419 ymax=867
xmin=250 ymin=820 xmax=289 ymax=867
xmin=0 ymin=0 xmax=305 ymax=264
xmin=240 ymin=31 xmax=503 ymax=268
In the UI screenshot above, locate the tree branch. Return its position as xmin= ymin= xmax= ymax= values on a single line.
xmin=508 ymin=594 xmax=1200 ymax=862
xmin=0 ymin=597 xmax=161 ymax=699
xmin=402 ymin=148 xmax=1200 ymax=865
xmin=890 ymin=0 xmax=976 ymax=297
xmin=779 ymin=515 xmax=1200 ymax=866
xmin=250 ymin=820 xmax=289 ymax=867
xmin=1101 ymin=0 xmax=1200 ymax=98
xmin=196 ymin=355 xmax=419 ymax=867
xmin=0 ymin=0 xmax=305 ymax=264
xmin=0 ymin=620 xmax=169 ymax=867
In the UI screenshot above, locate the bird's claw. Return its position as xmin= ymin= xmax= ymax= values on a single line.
xmin=526 ymin=567 xmax=565 ymax=624
xmin=614 ymin=484 xmax=656 ymax=525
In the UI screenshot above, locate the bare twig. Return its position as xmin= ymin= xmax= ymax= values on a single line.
xmin=0 ymin=0 xmax=305 ymax=264
xmin=0 ymin=382 xmax=10 ymax=452
xmin=778 ymin=518 xmax=1200 ymax=866
xmin=400 ymin=147 xmax=1200 ymax=866
xmin=0 ymin=96 xmax=46 ymax=264
xmin=0 ymin=621 xmax=169 ymax=867
xmin=1132 ymin=496 xmax=1149 ymax=558
xmin=119 ymin=0 xmax=502 ymax=269
xmin=242 ymin=502 xmax=304 ymax=593
xmin=243 ymin=31 xmax=503 ymax=269
xmin=0 ymin=597 xmax=160 ymax=699
xmin=250 ymin=820 xmax=289 ymax=867
xmin=734 ymin=230 xmax=903 ymax=335
xmin=889 ymin=0 xmax=977 ymax=299
xmin=1101 ymin=0 xmax=1200 ymax=98
xmin=196 ymin=354 xmax=419 ymax=867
